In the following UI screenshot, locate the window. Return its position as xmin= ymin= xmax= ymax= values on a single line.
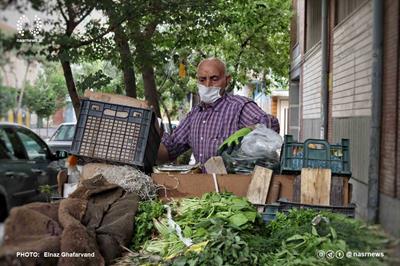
xmin=0 ymin=129 xmax=15 ymax=159
xmin=16 ymin=129 xmax=48 ymax=161
xmin=335 ymin=0 xmax=365 ymax=25
xmin=50 ymin=124 xmax=76 ymax=141
xmin=306 ymin=0 xmax=322 ymax=51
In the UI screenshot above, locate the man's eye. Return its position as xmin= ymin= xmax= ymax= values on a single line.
xmin=211 ymin=77 xmax=220 ymax=81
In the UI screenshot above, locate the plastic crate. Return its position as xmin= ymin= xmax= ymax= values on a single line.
xmin=277 ymin=200 xmax=356 ymax=218
xmin=71 ymin=99 xmax=160 ymax=173
xmin=257 ymin=202 xmax=356 ymax=224
xmin=280 ymin=135 xmax=351 ymax=176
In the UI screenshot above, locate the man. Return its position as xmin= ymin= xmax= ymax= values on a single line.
xmin=158 ymin=57 xmax=279 ymax=165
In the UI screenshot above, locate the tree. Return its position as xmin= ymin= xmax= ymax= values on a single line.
xmin=1 ymin=0 xmax=291 ymax=122
xmin=24 ymin=84 xmax=57 ymax=128
xmin=0 ymin=84 xmax=17 ymax=118
xmin=22 ymin=63 xmax=67 ymax=127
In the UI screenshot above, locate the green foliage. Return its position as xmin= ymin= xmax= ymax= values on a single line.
xmin=74 ymin=61 xmax=124 ymax=95
xmin=126 ymin=195 xmax=390 ymax=266
xmin=22 ymin=63 xmax=67 ymax=118
xmin=3 ymin=0 xmax=291 ymax=121
xmin=24 ymin=84 xmax=57 ymax=118
xmin=0 ymin=84 xmax=17 ymax=117
xmin=131 ymin=200 xmax=165 ymax=251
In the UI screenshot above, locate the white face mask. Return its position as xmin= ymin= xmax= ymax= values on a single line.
xmin=197 ymin=83 xmax=222 ymax=104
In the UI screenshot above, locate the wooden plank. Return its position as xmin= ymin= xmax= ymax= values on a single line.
xmin=343 ymin=177 xmax=349 ymax=206
xmin=204 ymin=156 xmax=227 ymax=174
xmin=246 ymin=166 xmax=273 ymax=205
xmin=266 ymin=175 xmax=295 ymax=203
xmin=300 ymin=168 xmax=331 ymax=205
xmin=81 ymin=163 xmax=114 ymax=180
xmin=348 ymin=183 xmax=353 ymax=205
xmin=293 ymin=175 xmax=301 ymax=203
xmin=84 ymin=90 xmax=149 ymax=109
xmin=269 ymin=181 xmax=281 ymax=203
xmin=330 ymin=175 xmax=343 ymax=206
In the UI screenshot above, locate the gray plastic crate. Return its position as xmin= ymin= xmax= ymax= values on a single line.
xmin=71 ymin=99 xmax=160 ymax=173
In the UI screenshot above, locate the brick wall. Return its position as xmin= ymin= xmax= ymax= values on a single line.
xmin=381 ymin=0 xmax=400 ymax=198
xmin=52 ymin=108 xmax=64 ymax=126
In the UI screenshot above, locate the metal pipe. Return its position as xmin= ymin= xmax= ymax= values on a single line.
xmin=368 ymin=0 xmax=384 ymax=224
xmin=320 ymin=0 xmax=329 ymax=139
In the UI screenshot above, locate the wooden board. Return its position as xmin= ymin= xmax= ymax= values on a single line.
xmin=330 ymin=175 xmax=343 ymax=206
xmin=300 ymin=168 xmax=331 ymax=205
xmin=246 ymin=166 xmax=273 ymax=205
xmin=84 ymin=90 xmax=149 ymax=109
xmin=81 ymin=163 xmax=114 ymax=180
xmin=204 ymin=156 xmax=227 ymax=174
xmin=269 ymin=181 xmax=281 ymax=203
xmin=266 ymin=174 xmax=295 ymax=203
xmin=292 ymin=175 xmax=301 ymax=203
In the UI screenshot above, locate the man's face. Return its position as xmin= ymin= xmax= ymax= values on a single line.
xmin=197 ymin=60 xmax=231 ymax=89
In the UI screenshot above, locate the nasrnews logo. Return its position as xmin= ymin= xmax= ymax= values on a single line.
xmin=317 ymin=249 xmax=385 ymax=260
xmin=16 ymin=15 xmax=43 ymax=43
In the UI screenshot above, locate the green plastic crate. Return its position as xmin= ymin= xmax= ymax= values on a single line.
xmin=280 ymin=135 xmax=351 ymax=176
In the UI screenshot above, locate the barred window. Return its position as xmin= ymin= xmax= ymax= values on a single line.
xmin=306 ymin=0 xmax=322 ymax=51
xmin=335 ymin=0 xmax=365 ymax=25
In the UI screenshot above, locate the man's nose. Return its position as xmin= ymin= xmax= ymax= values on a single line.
xmin=205 ymin=79 xmax=212 ymax=87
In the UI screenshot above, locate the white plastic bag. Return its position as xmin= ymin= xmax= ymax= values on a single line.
xmin=240 ymin=124 xmax=283 ymax=158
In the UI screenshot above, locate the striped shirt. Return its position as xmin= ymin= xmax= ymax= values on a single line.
xmin=161 ymin=94 xmax=280 ymax=165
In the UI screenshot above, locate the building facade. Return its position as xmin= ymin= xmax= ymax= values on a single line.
xmin=290 ymin=0 xmax=400 ymax=237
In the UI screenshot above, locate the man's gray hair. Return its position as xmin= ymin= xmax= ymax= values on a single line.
xmin=197 ymin=57 xmax=228 ymax=76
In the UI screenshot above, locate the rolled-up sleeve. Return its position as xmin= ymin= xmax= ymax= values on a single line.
xmin=238 ymin=101 xmax=280 ymax=133
xmin=161 ymin=115 xmax=191 ymax=160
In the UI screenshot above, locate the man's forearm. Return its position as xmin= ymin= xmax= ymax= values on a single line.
xmin=157 ymin=143 xmax=170 ymax=163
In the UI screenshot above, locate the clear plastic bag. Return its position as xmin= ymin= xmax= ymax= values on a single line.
xmin=240 ymin=124 xmax=283 ymax=159
xmin=221 ymin=124 xmax=283 ymax=173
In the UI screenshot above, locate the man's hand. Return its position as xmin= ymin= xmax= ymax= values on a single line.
xmin=218 ymin=127 xmax=252 ymax=154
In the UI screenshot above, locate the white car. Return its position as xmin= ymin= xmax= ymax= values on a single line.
xmin=46 ymin=122 xmax=76 ymax=153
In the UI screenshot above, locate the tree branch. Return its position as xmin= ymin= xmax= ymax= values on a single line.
xmin=56 ymin=0 xmax=68 ymax=23
xmin=76 ymin=7 xmax=94 ymax=26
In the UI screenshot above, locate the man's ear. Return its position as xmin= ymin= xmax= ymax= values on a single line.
xmin=226 ymin=75 xmax=232 ymax=84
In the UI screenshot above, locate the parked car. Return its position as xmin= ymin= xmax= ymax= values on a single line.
xmin=46 ymin=122 xmax=76 ymax=153
xmin=0 ymin=123 xmax=68 ymax=221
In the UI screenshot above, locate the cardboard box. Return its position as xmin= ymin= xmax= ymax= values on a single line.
xmin=152 ymin=173 xmax=251 ymax=198
xmin=152 ymin=173 xmax=296 ymax=202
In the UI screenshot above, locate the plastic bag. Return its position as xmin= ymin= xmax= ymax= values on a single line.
xmin=221 ymin=124 xmax=283 ymax=173
xmin=240 ymin=124 xmax=283 ymax=159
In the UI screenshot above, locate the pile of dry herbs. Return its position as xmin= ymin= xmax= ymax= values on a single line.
xmin=117 ymin=193 xmax=391 ymax=266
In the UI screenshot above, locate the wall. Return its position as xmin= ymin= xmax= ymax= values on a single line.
xmin=332 ymin=1 xmax=373 ymax=118
xmin=302 ymin=44 xmax=322 ymax=120
xmin=331 ymin=1 xmax=373 ymax=221
xmin=379 ymin=0 xmax=400 ymax=237
xmin=302 ymin=42 xmax=322 ymax=140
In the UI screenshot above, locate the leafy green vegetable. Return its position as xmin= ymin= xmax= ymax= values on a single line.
xmin=131 ymin=200 xmax=165 ymax=250
xmin=127 ymin=194 xmax=390 ymax=266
